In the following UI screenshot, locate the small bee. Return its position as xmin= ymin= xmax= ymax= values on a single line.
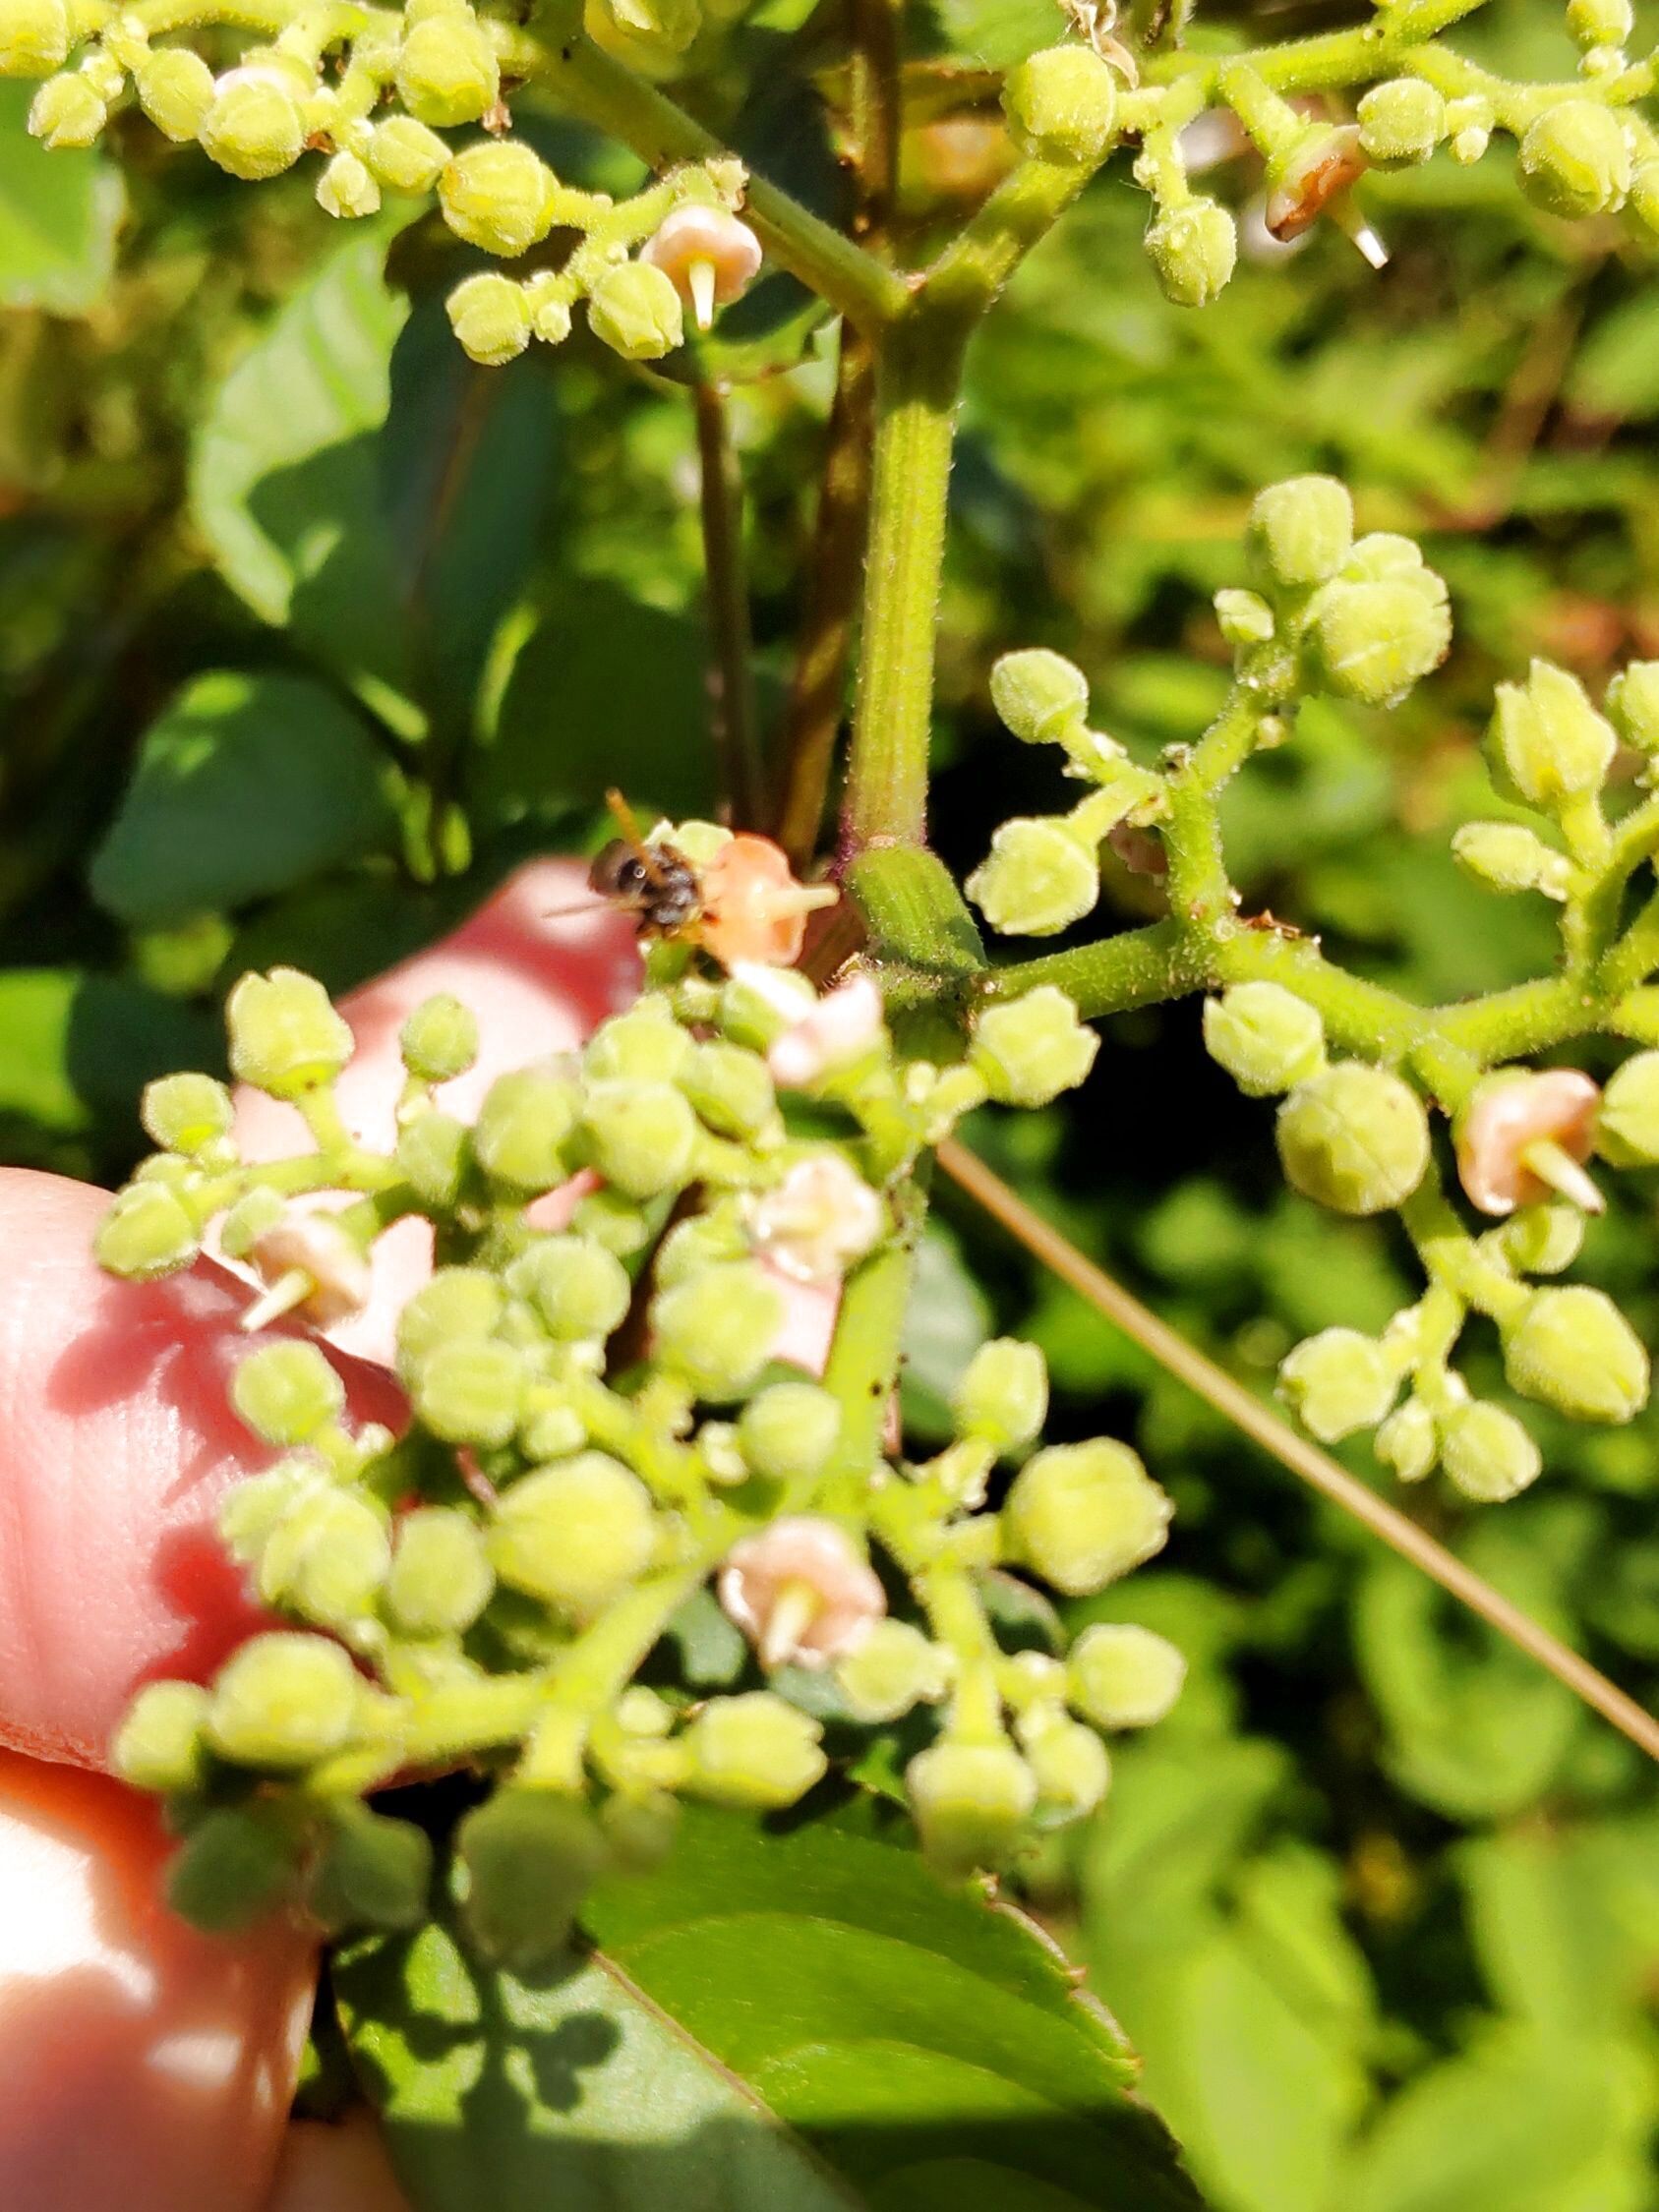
xmin=587 ymin=791 xmax=706 ymax=940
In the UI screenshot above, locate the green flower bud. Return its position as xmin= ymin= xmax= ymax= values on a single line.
xmin=966 ymin=816 xmax=1099 ymax=937
xmin=1203 ymin=982 xmax=1326 ymax=1097
xmin=472 ymin=1067 xmax=578 ymax=1193
xmin=1313 ymin=575 xmax=1451 ymax=706
xmin=1066 ymin=1622 xmax=1186 ymax=1729
xmin=735 ymin=1379 xmax=843 ymax=1483
xmin=906 ymin=1739 xmax=1036 ymax=1875
xmin=1488 ymin=660 xmax=1616 ymax=808
xmin=226 ymin=967 xmax=353 ymax=1097
xmin=458 ymin=1789 xmax=605 ymax=1972
xmin=111 ymin=1679 xmax=211 ymax=1793
xmin=0 ymin=0 xmax=70 ymax=76
xmin=135 ymin=48 xmax=214 ymax=140
xmin=219 ymin=1184 xmax=285 ymax=1260
xmin=570 ymin=1185 xmax=654 ymax=1257
xmin=395 ymin=12 xmax=499 ymax=128
xmin=1375 ymin=1396 xmax=1438 ymax=1484
xmin=1451 ymin=821 xmax=1573 ymax=901
xmin=520 ymin=1399 xmax=586 ymax=1462
xmin=1275 ymin=1064 xmax=1430 ymax=1215
xmin=318 ymin=149 xmax=381 ymax=219
xmin=835 ymin=1620 xmax=950 ymax=1722
xmin=511 ymin=1234 xmax=630 ymax=1342
xmin=168 ymin=1808 xmax=296 ymax=1932
xmin=29 ymin=69 xmax=103 ymax=146
xmin=953 ymin=1337 xmax=1048 ymax=1454
xmin=201 ymin=67 xmax=305 ymax=180
xmin=1439 ymin=1401 xmax=1542 ymax=1503
xmin=1501 ymin=1285 xmax=1649 ymax=1424
xmin=1277 ymin=1326 xmax=1398 ymax=1441
xmin=1568 ymin=0 xmax=1632 ymax=46
xmin=489 ymin=1451 xmax=656 ymax=1614
xmin=581 ymin=1079 xmax=698 ymax=1198
xmin=395 ymin=1108 xmax=469 ymax=1206
xmin=259 ymin=1488 xmax=390 ymax=1627
xmin=651 ymin=1262 xmax=785 ymax=1399
xmin=1357 ymin=79 xmax=1446 ymax=164
xmin=656 ymin=1206 xmax=748 ymax=1288
xmin=366 ymin=114 xmax=451 ymax=193
xmin=1597 ymin=1050 xmax=1659 ymax=1167
xmin=717 ymin=962 xmax=817 ymax=1052
xmin=413 ymin=1337 xmax=527 ymax=1446
xmin=141 ymin=1072 xmax=233 ymax=1155
xmin=1025 ymin=1717 xmax=1110 ymax=1822
xmin=1215 ymin=588 xmax=1275 ymax=648
xmin=585 ymin=998 xmax=692 ymax=1084
xmin=1145 ymin=198 xmax=1236 ymax=308
xmin=1498 ymin=1203 xmax=1584 ymax=1277
xmin=1004 ymin=1438 xmax=1172 ymax=1595
xmin=440 ymin=142 xmax=557 ymax=258
xmin=971 ymin=986 xmax=1098 ymax=1108
xmin=95 ymin=1180 xmax=199 ymax=1279
xmin=385 ymin=1506 xmax=495 ymax=1635
xmin=1249 ymin=475 xmax=1354 ymax=590
xmin=683 ymin=1692 xmax=826 ymax=1809
xmin=394 ymin=993 xmax=478 ymax=1084
xmin=605 ymin=0 xmax=702 ymax=52
xmin=680 ymin=1040 xmax=776 ymax=1139
xmin=1002 ymin=45 xmax=1119 ymax=166
xmin=312 ymin=1806 xmax=432 ymax=1932
xmin=1517 ymin=100 xmax=1631 ymax=220
xmin=587 ymin=262 xmax=685 ymax=361
xmin=447 ymin=271 xmax=532 ymax=366
xmin=206 ymin=1631 xmax=361 ymax=1770
xmin=230 ymin=1340 xmax=345 ymax=1446
xmin=1605 ymin=661 xmax=1659 ymax=751
xmin=989 ymin=648 xmax=1089 ymax=744
xmin=395 ymin=1266 xmax=504 ymax=1380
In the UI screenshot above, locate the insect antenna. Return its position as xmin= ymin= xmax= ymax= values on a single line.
xmin=605 ymin=787 xmax=677 ymax=890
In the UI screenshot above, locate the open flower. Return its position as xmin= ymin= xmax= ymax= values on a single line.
xmin=641 ymin=204 xmax=763 ymax=330
xmin=748 ymin=1155 xmax=885 ymax=1284
xmin=718 ymin=1516 xmax=885 ymax=1669
xmin=1455 ymin=1069 xmax=1602 ymax=1216
xmin=766 ymin=973 xmax=885 ymax=1087
xmin=246 ymin=1213 xmax=372 ymax=1331
xmin=698 ymin=835 xmax=837 ymax=968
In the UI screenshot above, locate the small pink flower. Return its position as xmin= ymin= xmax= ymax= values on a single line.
xmin=1456 ymin=1069 xmax=1602 ymax=1216
xmin=246 ymin=1214 xmax=372 ymax=1330
xmin=767 ymin=974 xmax=885 ymax=1088
xmin=749 ymin=1155 xmax=885 ymax=1284
xmin=641 ymin=204 xmax=763 ymax=331
xmin=719 ymin=1516 xmax=885 ymax=1669
xmin=697 ymin=835 xmax=838 ymax=969
xmin=1266 ymin=125 xmax=1368 ymax=242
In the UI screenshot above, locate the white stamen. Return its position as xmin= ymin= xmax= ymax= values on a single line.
xmin=240 ymin=1266 xmax=312 ymax=1333
xmin=688 ymin=258 xmax=717 ymax=332
xmin=1519 ymin=1138 xmax=1604 ymax=1215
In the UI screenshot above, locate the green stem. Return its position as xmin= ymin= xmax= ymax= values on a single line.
xmin=691 ymin=381 xmax=763 ymax=828
xmin=819 ymin=1180 xmax=925 ymax=1490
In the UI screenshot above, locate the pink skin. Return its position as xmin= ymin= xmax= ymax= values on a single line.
xmin=718 ymin=1517 xmax=885 ymax=1668
xmin=1455 ymin=1069 xmax=1601 ymax=1216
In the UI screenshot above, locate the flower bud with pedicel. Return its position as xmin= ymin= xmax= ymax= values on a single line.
xmin=1499 ymin=1202 xmax=1584 ymax=1277
xmin=29 ymin=70 xmax=105 ymax=147
xmin=512 ymin=1233 xmax=631 ymax=1341
xmin=1066 ymin=1622 xmax=1186 ymax=1729
xmin=385 ymin=1507 xmax=495 ymax=1635
xmin=1501 ymin=1285 xmax=1649 ymax=1424
xmin=200 ymin=64 xmax=307 ymax=180
xmin=319 ymin=151 xmax=382 ymax=220
xmin=1376 ymin=1396 xmax=1438 ymax=1484
xmin=395 ymin=5 xmax=499 ymax=128
xmin=1145 ymin=197 xmax=1237 ymax=306
xmin=112 ymin=1680 xmax=211 ymax=1793
xmin=585 ymin=996 xmax=692 ymax=1084
xmin=953 ymin=1337 xmax=1048 ymax=1454
xmin=1002 ymin=45 xmax=1120 ymax=167
xmin=440 ymin=141 xmax=559 ymax=258
xmin=1488 ymin=659 xmax=1616 ymax=808
xmin=738 ymin=1379 xmax=842 ymax=1483
xmin=989 ymin=647 xmax=1090 ymax=744
xmin=641 ymin=204 xmax=762 ymax=331
xmin=311 ymin=1806 xmax=433 ymax=1933
xmin=1439 ymin=1401 xmax=1541 ymax=1503
xmin=258 ymin=1488 xmax=390 ymax=1628
xmin=489 ymin=1451 xmax=657 ymax=1616
xmin=395 ymin=1264 xmax=504 ymax=1375
xmin=906 ymin=1738 xmax=1036 ymax=1876
xmin=1605 ymin=661 xmax=1659 ymax=752
xmin=1275 ymin=1063 xmax=1430 ymax=1215
xmin=1025 ymin=1717 xmax=1110 ymax=1823
xmin=231 ymin=1339 xmax=345 ymax=1446
xmin=0 ymin=0 xmax=71 ymax=76
xmin=1203 ymin=981 xmax=1326 ymax=1096
xmin=141 ymin=1070 xmax=233 ymax=1154
xmin=683 ymin=1693 xmax=827 ymax=1808
xmin=582 ymin=1078 xmax=699 ymax=1198
xmin=227 ymin=966 xmax=353 ymax=1096
xmin=836 ymin=1620 xmax=952 ymax=1722
xmin=1278 ymin=1326 xmax=1398 ymax=1441
xmin=411 ymin=1336 xmax=527 ymax=1445
xmin=1357 ymin=79 xmax=1446 ymax=165
xmin=1451 ymin=822 xmax=1573 ymax=901
xmin=367 ymin=115 xmax=451 ymax=194
xmin=1455 ymin=1069 xmax=1601 ymax=1216
xmin=135 ymin=47 xmax=214 ymax=140
xmin=1568 ymin=0 xmax=1632 ymax=45
xmin=471 ymin=1065 xmax=579 ymax=1193
xmin=458 ymin=1789 xmax=606 ymax=1972
xmin=651 ymin=1261 xmax=785 ymax=1398
xmin=1312 ymin=571 xmax=1451 ymax=707
xmin=95 ymin=1179 xmax=199 ymax=1279
xmin=681 ymin=1039 xmax=777 ymax=1139
xmin=718 ymin=1516 xmax=885 ymax=1669
xmin=399 ymin=990 xmax=480 ymax=1083
xmin=205 ymin=1631 xmax=363 ymax=1770
xmin=1249 ymin=475 xmax=1353 ymax=590
xmin=1517 ymin=100 xmax=1631 ymax=220
xmin=1597 ymin=1050 xmax=1659 ymax=1166
xmin=1003 ymin=1437 xmax=1172 ymax=1594
xmin=588 ymin=261 xmax=685 ymax=360
xmin=966 ymin=814 xmax=1100 ymax=937
xmin=971 ymin=986 xmax=1098 ymax=1107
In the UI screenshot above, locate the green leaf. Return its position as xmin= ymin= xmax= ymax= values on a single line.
xmin=0 ymin=83 xmax=122 ymax=314
xmin=0 ymin=967 xmax=215 ymax=1142
xmin=89 ymin=670 xmax=395 ymax=927
xmin=900 ymin=1220 xmax=992 ymax=1442
xmin=335 ymin=1805 xmax=1204 ymax=2212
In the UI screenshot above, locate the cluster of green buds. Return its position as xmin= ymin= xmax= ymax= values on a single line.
xmin=0 ymin=0 xmax=765 ymax=369
xmin=99 ymin=824 xmax=1175 ymax=1958
xmin=966 ymin=476 xmax=1451 ymax=941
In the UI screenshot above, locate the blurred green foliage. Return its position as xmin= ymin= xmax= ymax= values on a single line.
xmin=1 ymin=2 xmax=1655 ymax=2206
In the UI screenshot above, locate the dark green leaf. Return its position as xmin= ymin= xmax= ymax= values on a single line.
xmin=335 ymin=1806 xmax=1204 ymax=2212
xmin=89 ymin=669 xmax=395 ymax=926
xmin=0 ymin=83 xmax=122 ymax=315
